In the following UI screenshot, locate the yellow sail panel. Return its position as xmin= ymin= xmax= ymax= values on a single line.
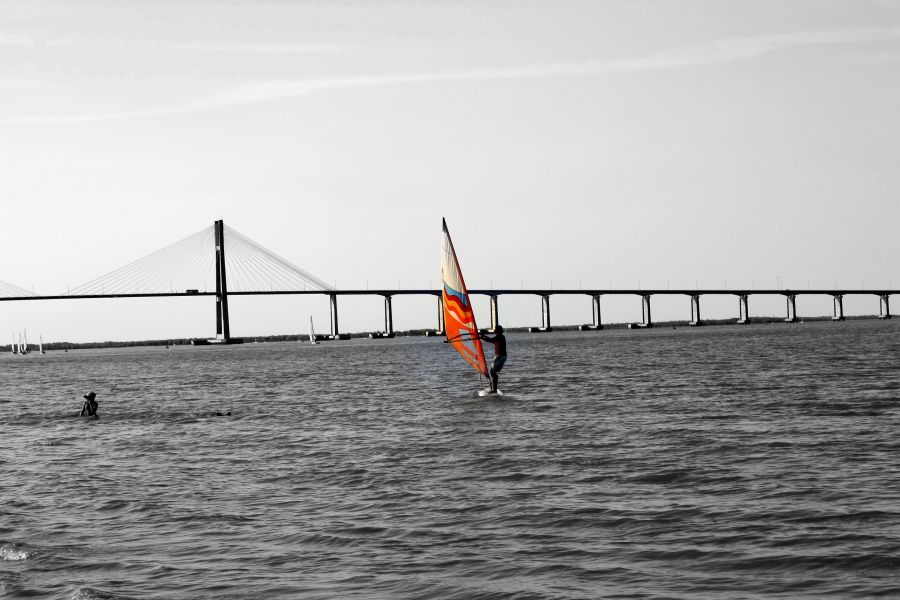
xmin=441 ymin=219 xmax=488 ymax=377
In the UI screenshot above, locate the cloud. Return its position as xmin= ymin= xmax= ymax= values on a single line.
xmin=166 ymin=42 xmax=341 ymax=54
xmin=0 ymin=32 xmax=339 ymax=53
xmin=608 ymin=26 xmax=900 ymax=72
xmin=0 ymin=32 xmax=80 ymax=47
xmin=4 ymin=26 xmax=900 ymax=125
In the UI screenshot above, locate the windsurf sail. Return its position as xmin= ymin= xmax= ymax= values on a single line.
xmin=441 ymin=218 xmax=488 ymax=377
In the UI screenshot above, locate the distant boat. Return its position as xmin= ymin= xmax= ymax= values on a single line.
xmin=39 ymin=335 xmax=45 ymax=355
xmin=308 ymin=316 xmax=319 ymax=345
xmin=10 ymin=333 xmax=16 ymax=355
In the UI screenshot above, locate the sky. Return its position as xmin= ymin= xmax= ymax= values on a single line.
xmin=1 ymin=0 xmax=899 ymax=343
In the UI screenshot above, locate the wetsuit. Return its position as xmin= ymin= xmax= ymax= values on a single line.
xmin=80 ymin=399 xmax=98 ymax=417
xmin=480 ymin=331 xmax=507 ymax=391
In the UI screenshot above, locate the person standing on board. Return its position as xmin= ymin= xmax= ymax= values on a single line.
xmin=480 ymin=325 xmax=507 ymax=392
xmin=80 ymin=391 xmax=99 ymax=417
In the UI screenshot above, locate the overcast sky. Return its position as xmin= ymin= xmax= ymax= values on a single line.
xmin=1 ymin=0 xmax=898 ymax=343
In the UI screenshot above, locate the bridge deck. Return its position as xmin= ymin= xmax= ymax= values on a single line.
xmin=0 ymin=289 xmax=893 ymax=301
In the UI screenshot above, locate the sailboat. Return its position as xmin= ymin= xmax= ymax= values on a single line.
xmin=441 ymin=218 xmax=496 ymax=395
xmin=308 ymin=316 xmax=319 ymax=345
xmin=10 ymin=333 xmax=16 ymax=355
xmin=22 ymin=330 xmax=29 ymax=355
xmin=39 ymin=335 xmax=45 ymax=355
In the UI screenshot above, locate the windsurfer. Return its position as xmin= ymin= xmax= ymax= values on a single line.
xmin=480 ymin=325 xmax=507 ymax=392
xmin=80 ymin=391 xmax=98 ymax=417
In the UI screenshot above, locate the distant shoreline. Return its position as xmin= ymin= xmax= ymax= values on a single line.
xmin=27 ymin=314 xmax=889 ymax=351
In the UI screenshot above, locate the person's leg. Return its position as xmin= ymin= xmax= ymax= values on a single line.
xmin=490 ymin=359 xmax=500 ymax=391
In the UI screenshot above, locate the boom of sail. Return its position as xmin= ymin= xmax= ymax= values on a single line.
xmin=441 ymin=219 xmax=488 ymax=377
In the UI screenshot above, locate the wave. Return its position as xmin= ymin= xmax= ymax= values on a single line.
xmin=68 ymin=588 xmax=140 ymax=600
xmin=0 ymin=543 xmax=31 ymax=561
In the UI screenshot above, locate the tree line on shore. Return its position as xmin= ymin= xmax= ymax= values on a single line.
xmin=33 ymin=314 xmax=883 ymax=351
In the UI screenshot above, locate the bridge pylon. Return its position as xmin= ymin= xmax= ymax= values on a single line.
xmin=214 ymin=219 xmax=232 ymax=343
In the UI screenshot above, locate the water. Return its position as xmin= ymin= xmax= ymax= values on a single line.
xmin=2 ymin=320 xmax=899 ymax=599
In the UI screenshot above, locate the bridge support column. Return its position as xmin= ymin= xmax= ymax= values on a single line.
xmin=832 ymin=294 xmax=845 ymax=321
xmin=737 ymin=294 xmax=750 ymax=324
xmin=384 ymin=295 xmax=395 ymax=337
xmin=213 ymin=219 xmax=231 ymax=342
xmin=489 ymin=295 xmax=500 ymax=332
xmin=580 ymin=294 xmax=602 ymax=330
xmin=329 ymin=293 xmax=339 ymax=338
xmin=879 ymin=294 xmax=891 ymax=319
xmin=542 ymin=294 xmax=552 ymax=331
xmin=328 ymin=293 xmax=349 ymax=340
xmin=425 ymin=295 xmax=445 ymax=336
xmin=370 ymin=295 xmax=395 ymax=339
xmin=529 ymin=294 xmax=552 ymax=332
xmin=785 ymin=294 xmax=799 ymax=323
xmin=689 ymin=294 xmax=702 ymax=326
xmin=628 ymin=294 xmax=653 ymax=329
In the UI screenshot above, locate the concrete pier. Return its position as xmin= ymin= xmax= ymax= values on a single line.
xmin=629 ymin=294 xmax=652 ymax=328
xmin=437 ymin=295 xmax=445 ymax=334
xmin=385 ymin=295 xmax=395 ymax=336
xmin=372 ymin=294 xmax=395 ymax=338
xmin=328 ymin=293 xmax=350 ymax=340
xmin=879 ymin=294 xmax=892 ymax=319
xmin=529 ymin=294 xmax=552 ymax=332
xmin=737 ymin=294 xmax=750 ymax=324
xmin=329 ymin=293 xmax=339 ymax=338
xmin=634 ymin=294 xmax=652 ymax=328
xmin=832 ymin=294 xmax=845 ymax=321
xmin=784 ymin=294 xmax=799 ymax=323
xmin=489 ymin=295 xmax=500 ymax=331
xmin=580 ymin=293 xmax=602 ymax=330
xmin=425 ymin=295 xmax=445 ymax=336
xmin=689 ymin=294 xmax=702 ymax=326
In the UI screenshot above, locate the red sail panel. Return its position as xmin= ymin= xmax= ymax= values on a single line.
xmin=441 ymin=219 xmax=488 ymax=377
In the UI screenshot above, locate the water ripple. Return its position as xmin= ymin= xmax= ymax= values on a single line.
xmin=0 ymin=321 xmax=898 ymax=598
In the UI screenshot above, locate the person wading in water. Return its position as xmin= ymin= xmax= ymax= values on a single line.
xmin=480 ymin=325 xmax=507 ymax=393
xmin=80 ymin=391 xmax=98 ymax=417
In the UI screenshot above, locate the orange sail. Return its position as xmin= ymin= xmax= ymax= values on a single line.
xmin=441 ymin=218 xmax=489 ymax=377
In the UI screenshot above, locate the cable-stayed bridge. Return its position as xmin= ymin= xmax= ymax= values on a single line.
xmin=0 ymin=281 xmax=37 ymax=298
xmin=67 ymin=221 xmax=334 ymax=297
xmin=0 ymin=219 xmax=895 ymax=342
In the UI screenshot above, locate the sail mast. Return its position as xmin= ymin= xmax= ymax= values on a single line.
xmin=308 ymin=316 xmax=318 ymax=345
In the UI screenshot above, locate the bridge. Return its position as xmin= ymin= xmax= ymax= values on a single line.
xmin=0 ymin=220 xmax=894 ymax=342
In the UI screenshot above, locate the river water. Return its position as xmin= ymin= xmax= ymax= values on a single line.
xmin=1 ymin=320 xmax=899 ymax=599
